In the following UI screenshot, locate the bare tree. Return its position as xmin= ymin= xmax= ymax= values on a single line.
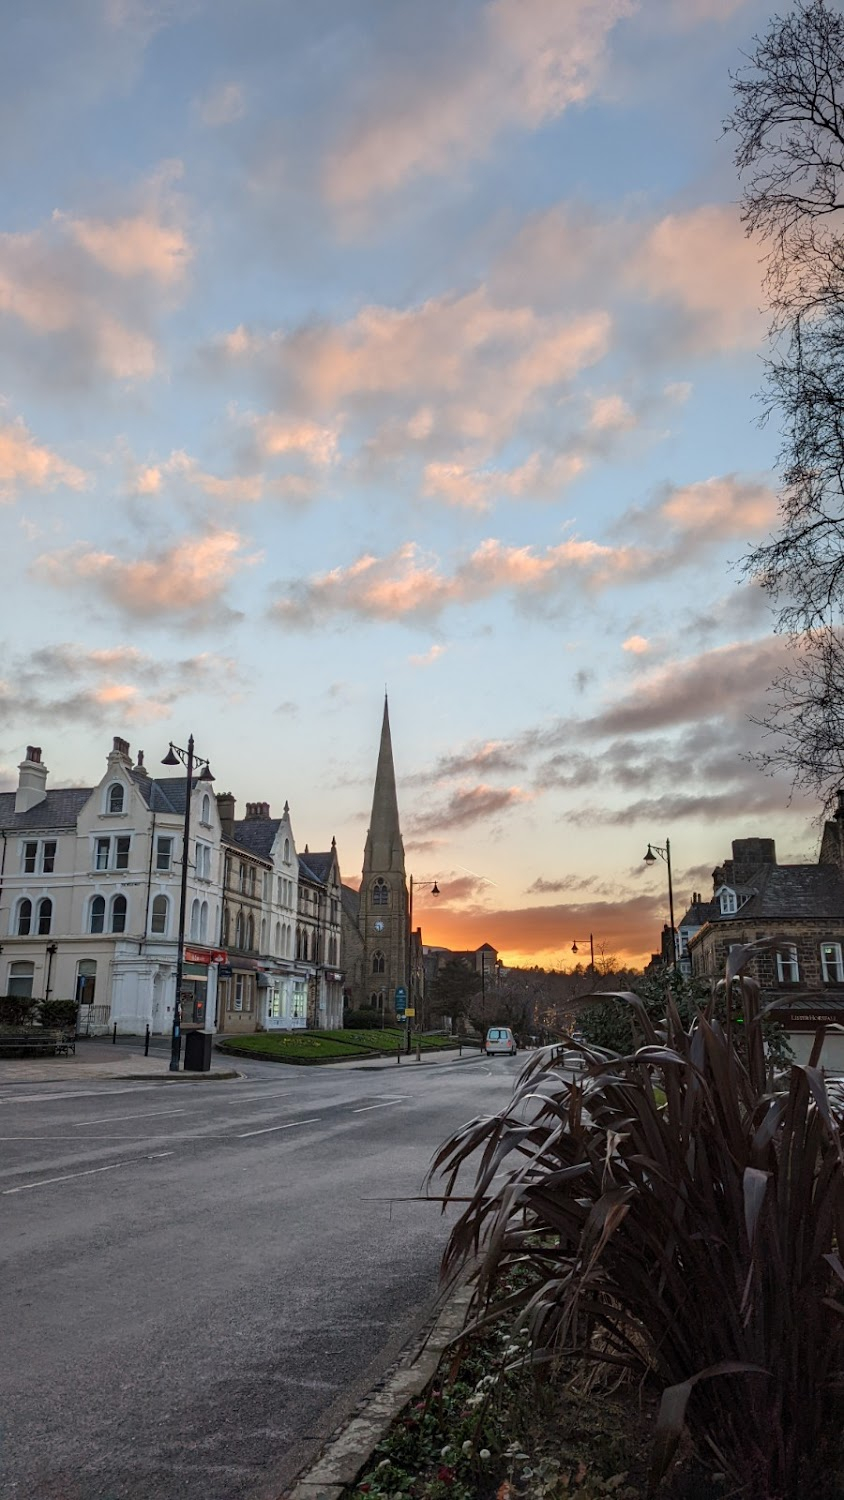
xmin=728 ymin=2 xmax=844 ymax=802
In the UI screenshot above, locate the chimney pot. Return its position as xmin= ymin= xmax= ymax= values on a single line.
xmin=25 ymin=746 xmax=42 ymax=764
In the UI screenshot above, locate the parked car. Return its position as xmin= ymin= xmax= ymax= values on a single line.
xmin=485 ymin=1026 xmax=517 ymax=1056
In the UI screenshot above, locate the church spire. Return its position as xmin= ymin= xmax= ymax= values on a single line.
xmin=363 ymin=695 xmax=405 ymax=876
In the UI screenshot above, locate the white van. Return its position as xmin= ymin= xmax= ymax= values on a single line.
xmin=485 ymin=1026 xmax=517 ymax=1056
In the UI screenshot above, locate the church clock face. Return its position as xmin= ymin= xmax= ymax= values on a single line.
xmin=373 ymin=920 xmax=385 ymax=932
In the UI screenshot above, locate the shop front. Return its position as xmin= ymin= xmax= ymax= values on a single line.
xmin=182 ymin=945 xmax=225 ymax=1032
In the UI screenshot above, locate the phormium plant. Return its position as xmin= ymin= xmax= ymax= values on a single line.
xmin=430 ymin=943 xmax=844 ymax=1498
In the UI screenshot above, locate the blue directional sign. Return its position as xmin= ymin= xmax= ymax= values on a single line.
xmin=395 ymin=986 xmax=407 ymax=1010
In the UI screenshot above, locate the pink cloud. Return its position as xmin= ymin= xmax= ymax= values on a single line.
xmin=271 ymin=534 xmax=646 ymax=626
xmin=622 ymin=635 xmax=650 ymax=655
xmin=61 ymin=212 xmax=191 ymax=284
xmin=34 ymin=529 xmax=254 ymax=622
xmin=324 ymin=0 xmax=633 ymax=205
xmin=0 ymin=413 xmax=86 ymax=499
xmin=632 ymin=204 xmax=764 ymax=351
xmin=658 ymin=475 xmax=776 ymax=537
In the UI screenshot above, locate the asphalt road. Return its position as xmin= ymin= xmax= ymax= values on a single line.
xmin=0 ymin=1050 xmax=521 ymax=1500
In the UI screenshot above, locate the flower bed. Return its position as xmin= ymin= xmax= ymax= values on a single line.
xmin=215 ymin=1033 xmax=375 ymax=1064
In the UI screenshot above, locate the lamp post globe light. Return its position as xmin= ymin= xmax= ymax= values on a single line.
xmin=643 ymin=838 xmax=678 ymax=972
xmin=570 ymin=934 xmax=595 ymax=971
xmin=161 ymin=737 xmax=214 ymax=1072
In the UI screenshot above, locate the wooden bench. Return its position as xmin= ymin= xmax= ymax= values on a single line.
xmin=0 ymin=1030 xmax=76 ymax=1058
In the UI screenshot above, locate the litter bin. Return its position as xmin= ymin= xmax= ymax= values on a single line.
xmin=184 ymin=1030 xmax=213 ymax=1072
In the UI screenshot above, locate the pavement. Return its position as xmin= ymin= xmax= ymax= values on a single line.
xmin=0 ymin=1046 xmax=519 ymax=1500
xmin=0 ymin=1037 xmax=484 ymax=1084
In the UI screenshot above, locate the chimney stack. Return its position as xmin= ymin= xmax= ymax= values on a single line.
xmin=216 ymin=792 xmax=236 ymax=839
xmin=107 ymin=736 xmax=133 ymax=770
xmin=820 ymin=789 xmax=844 ymax=871
xmin=15 ymin=746 xmax=48 ymax=814
xmin=244 ymin=801 xmax=270 ymax=819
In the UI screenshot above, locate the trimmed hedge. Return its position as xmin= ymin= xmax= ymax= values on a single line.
xmin=0 ymin=997 xmax=78 ymax=1029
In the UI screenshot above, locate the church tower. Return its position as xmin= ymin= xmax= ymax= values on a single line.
xmin=358 ymin=696 xmax=408 ymax=1015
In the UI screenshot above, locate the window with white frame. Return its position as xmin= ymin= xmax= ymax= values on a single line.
xmin=90 ymin=896 xmax=105 ymax=933
xmin=110 ymin=895 xmax=127 ymax=934
xmin=115 ymin=836 xmax=130 ymax=870
xmin=283 ymin=837 xmax=290 ymax=863
xmin=776 ymin=944 xmax=799 ymax=984
xmin=276 ymin=876 xmax=282 ymax=906
xmin=151 ymin=894 xmax=168 ymax=935
xmin=42 ymin=841 xmax=56 ymax=873
xmin=199 ymin=901 xmax=209 ymax=943
xmin=190 ymin=899 xmax=200 ymax=941
xmin=292 ymin=982 xmax=306 ymax=1019
xmin=719 ymin=888 xmax=738 ymax=915
xmin=820 ymin=942 xmax=844 ymax=983
xmin=36 ymin=898 xmax=52 ymax=936
xmin=195 ymin=842 xmax=211 ymax=881
xmin=262 ymin=872 xmax=270 ymax=902
xmin=107 ymin=783 xmax=125 ymax=814
xmin=22 ymin=841 xmax=37 ymax=874
xmin=95 ymin=837 xmax=110 ymax=871
xmin=8 ymin=961 xmax=34 ymax=997
xmin=94 ymin=835 xmax=130 ymax=871
xmin=156 ymin=836 xmax=173 ymax=872
xmin=200 ymin=793 xmax=211 ymax=825
xmin=16 ymin=898 xmax=32 ymax=936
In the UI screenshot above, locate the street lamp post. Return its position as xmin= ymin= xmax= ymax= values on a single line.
xmin=407 ymin=874 xmax=439 ymax=1049
xmin=570 ymin=934 xmax=595 ymax=971
xmin=161 ymin=736 xmax=215 ymax=1072
xmin=643 ymin=839 xmax=677 ymax=972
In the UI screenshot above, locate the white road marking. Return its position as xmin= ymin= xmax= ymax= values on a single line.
xmin=237 ymin=1116 xmax=321 ymax=1139
xmin=352 ymin=1098 xmax=405 ymax=1113
xmin=0 ymin=1085 xmax=168 ymax=1105
xmin=73 ymin=1108 xmax=186 ymax=1126
xmin=2 ymin=1152 xmax=175 ymax=1194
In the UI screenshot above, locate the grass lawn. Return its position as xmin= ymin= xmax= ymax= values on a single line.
xmin=322 ymin=1029 xmax=462 ymax=1053
xmin=216 ymin=1028 xmax=467 ymax=1065
xmin=215 ymin=1033 xmax=374 ymax=1064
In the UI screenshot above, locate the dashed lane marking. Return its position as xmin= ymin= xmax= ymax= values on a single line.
xmin=237 ymin=1116 xmax=322 ymax=1139
xmin=73 ymin=1108 xmax=187 ymax=1126
xmin=2 ymin=1152 xmax=175 ymax=1194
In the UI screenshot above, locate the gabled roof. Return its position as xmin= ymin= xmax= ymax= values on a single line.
xmin=341 ymin=883 xmax=360 ymax=920
xmin=678 ymin=900 xmax=714 ymax=928
xmin=0 ymin=788 xmax=92 ymax=831
xmin=231 ymin=817 xmax=282 ymax=859
xmin=299 ymin=850 xmax=336 ymax=886
xmin=131 ymin=773 xmax=202 ymax=816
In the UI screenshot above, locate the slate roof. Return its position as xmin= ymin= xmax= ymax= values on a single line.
xmin=0 ymin=788 xmax=92 ymax=830
xmin=678 ymin=900 xmax=713 ymax=929
xmin=689 ymin=861 xmax=844 ymax=937
xmin=341 ymin=884 xmax=360 ymax=922
xmin=231 ymin=818 xmax=281 ymax=859
xmin=131 ymin=773 xmax=203 ymax=816
xmin=726 ymin=863 xmax=844 ymax=921
xmin=299 ymin=850 xmax=335 ymax=885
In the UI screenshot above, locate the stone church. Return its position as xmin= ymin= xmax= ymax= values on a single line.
xmin=341 ymin=698 xmax=421 ymax=1018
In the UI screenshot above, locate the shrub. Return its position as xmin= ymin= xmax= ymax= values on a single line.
xmin=344 ymin=1007 xmax=383 ymax=1029
xmin=0 ymin=995 xmax=39 ymax=1027
xmin=37 ymin=1000 xmax=79 ymax=1031
xmin=433 ymin=944 xmax=844 ymax=1499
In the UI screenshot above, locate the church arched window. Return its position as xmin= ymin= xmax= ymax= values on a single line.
xmin=372 ymin=879 xmax=388 ymax=906
xmin=372 ymin=951 xmax=385 ymax=974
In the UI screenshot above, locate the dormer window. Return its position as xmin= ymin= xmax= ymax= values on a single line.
xmin=719 ymin=887 xmax=738 ymax=915
xmin=107 ymin=783 xmax=125 ymax=814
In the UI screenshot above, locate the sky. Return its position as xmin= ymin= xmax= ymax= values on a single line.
xmin=0 ymin=0 xmax=821 ymax=968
